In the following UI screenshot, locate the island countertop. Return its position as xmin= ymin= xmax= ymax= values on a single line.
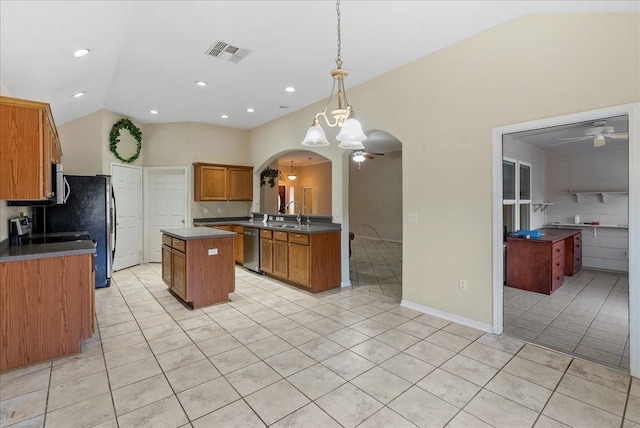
xmin=161 ymin=227 xmax=237 ymax=240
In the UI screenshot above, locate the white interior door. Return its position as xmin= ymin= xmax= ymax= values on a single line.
xmin=112 ymin=163 xmax=143 ymax=271
xmin=145 ymin=168 xmax=187 ymax=263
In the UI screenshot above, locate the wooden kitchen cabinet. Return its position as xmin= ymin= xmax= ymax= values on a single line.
xmin=228 ymin=167 xmax=253 ymax=200
xmin=257 ymin=229 xmax=340 ymax=293
xmin=288 ymin=233 xmax=310 ymax=287
xmin=162 ymin=231 xmax=235 ymax=308
xmin=232 ymin=225 xmax=244 ymax=263
xmin=260 ymin=229 xmax=274 ymax=273
xmin=0 ymin=253 xmax=94 ymax=371
xmin=272 ymin=231 xmax=288 ymax=278
xmin=506 ymin=229 xmax=581 ymax=295
xmin=193 ymin=163 xmax=253 ymax=201
xmin=0 ymin=96 xmax=62 ymax=200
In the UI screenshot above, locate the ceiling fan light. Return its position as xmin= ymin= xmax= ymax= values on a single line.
xmin=594 ymin=134 xmax=606 ymax=147
xmin=352 ymin=152 xmax=366 ymax=163
xmin=287 ymin=174 xmax=297 ymax=180
xmin=302 ymin=123 xmax=330 ymax=147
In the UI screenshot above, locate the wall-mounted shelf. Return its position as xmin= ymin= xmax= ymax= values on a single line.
xmin=546 ymin=222 xmax=628 ymax=238
xmin=533 ymin=202 xmax=554 ymax=212
xmin=569 ymin=190 xmax=628 ymax=203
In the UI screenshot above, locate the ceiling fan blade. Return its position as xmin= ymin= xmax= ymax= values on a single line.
xmin=363 ymin=154 xmax=375 ymax=159
xmin=559 ymin=136 xmax=593 ymax=141
xmin=364 ymin=152 xmax=384 ymax=156
xmin=603 ymin=132 xmax=629 ymax=139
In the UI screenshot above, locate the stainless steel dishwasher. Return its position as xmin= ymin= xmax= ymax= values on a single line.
xmin=243 ymin=227 xmax=262 ymax=273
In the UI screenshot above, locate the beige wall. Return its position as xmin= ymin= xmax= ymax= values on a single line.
xmin=349 ymin=150 xmax=402 ymax=241
xmin=279 ymin=162 xmax=332 ymax=216
xmin=143 ymin=122 xmax=252 ymax=219
xmin=250 ymin=13 xmax=640 ymax=325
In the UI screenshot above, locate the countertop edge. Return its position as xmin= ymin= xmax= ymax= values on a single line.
xmin=161 ymin=227 xmax=237 ymax=240
xmin=0 ymin=242 xmax=97 ymax=263
xmin=193 ymin=220 xmax=342 ymax=235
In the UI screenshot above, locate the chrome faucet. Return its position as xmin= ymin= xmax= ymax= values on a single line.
xmin=286 ymin=200 xmax=302 ymax=225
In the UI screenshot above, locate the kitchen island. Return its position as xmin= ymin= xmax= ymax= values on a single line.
xmin=161 ymin=227 xmax=236 ymax=309
xmin=0 ymin=240 xmax=96 ymax=371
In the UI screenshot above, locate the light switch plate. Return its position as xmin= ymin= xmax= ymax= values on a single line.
xmin=408 ymin=212 xmax=418 ymax=222
xmin=208 ymin=248 xmax=218 ymax=255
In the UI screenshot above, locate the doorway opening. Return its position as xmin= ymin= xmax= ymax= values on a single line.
xmin=348 ymin=129 xmax=403 ymax=300
xmin=492 ymin=103 xmax=639 ymax=377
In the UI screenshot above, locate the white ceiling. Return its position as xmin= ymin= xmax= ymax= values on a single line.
xmin=2 ymin=0 xmax=637 ymax=135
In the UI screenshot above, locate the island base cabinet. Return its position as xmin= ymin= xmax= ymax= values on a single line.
xmin=162 ymin=233 xmax=235 ymax=309
xmin=0 ymin=254 xmax=95 ymax=372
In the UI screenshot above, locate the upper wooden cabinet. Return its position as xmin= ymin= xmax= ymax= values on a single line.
xmin=0 ymin=96 xmax=63 ymax=200
xmin=193 ymin=163 xmax=253 ymax=201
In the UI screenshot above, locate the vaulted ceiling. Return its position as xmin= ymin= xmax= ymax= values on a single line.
xmin=1 ymin=1 xmax=637 ymax=131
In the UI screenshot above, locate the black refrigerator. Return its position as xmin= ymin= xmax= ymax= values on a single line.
xmin=33 ymin=175 xmax=115 ymax=288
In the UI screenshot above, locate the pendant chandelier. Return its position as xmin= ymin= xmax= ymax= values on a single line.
xmin=287 ymin=161 xmax=297 ymax=180
xmin=301 ymin=0 xmax=366 ymax=150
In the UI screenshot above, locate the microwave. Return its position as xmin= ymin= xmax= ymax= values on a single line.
xmin=6 ymin=163 xmax=70 ymax=206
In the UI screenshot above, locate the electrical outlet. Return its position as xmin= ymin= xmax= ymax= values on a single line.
xmin=208 ymin=248 xmax=218 ymax=255
xmin=408 ymin=212 xmax=418 ymax=222
xmin=203 ymin=208 xmax=209 ymax=214
xmin=217 ymin=207 xmax=222 ymax=214
xmin=459 ymin=280 xmax=468 ymax=291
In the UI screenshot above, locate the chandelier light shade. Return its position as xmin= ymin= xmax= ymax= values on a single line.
xmin=287 ymin=161 xmax=297 ymax=180
xmin=301 ymin=0 xmax=366 ymax=149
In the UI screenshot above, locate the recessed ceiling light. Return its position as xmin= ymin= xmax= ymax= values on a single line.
xmin=285 ymin=87 xmax=295 ymax=93
xmin=149 ymin=110 xmax=159 ymax=115
xmin=221 ymin=114 xmax=229 ymax=119
xmin=73 ymin=49 xmax=90 ymax=58
xmin=72 ymin=92 xmax=85 ymax=98
xmin=195 ymin=81 xmax=207 ymax=86
xmin=246 ymin=108 xmax=255 ymax=113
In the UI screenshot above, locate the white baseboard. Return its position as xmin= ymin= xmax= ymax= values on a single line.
xmin=401 ymin=299 xmax=493 ymax=333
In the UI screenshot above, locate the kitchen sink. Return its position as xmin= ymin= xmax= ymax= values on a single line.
xmin=278 ymin=224 xmax=302 ymax=229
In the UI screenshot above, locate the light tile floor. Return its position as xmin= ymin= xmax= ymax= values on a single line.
xmin=349 ymin=237 xmax=402 ymax=299
xmin=1 ymin=262 xmax=638 ymax=427
xmin=504 ymin=269 xmax=630 ymax=371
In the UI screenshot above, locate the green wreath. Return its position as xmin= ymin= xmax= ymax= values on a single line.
xmin=109 ymin=118 xmax=142 ymax=163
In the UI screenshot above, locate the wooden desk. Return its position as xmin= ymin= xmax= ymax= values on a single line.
xmin=506 ymin=228 xmax=582 ymax=294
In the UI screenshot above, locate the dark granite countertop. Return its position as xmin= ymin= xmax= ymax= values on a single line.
xmin=161 ymin=227 xmax=237 ymax=240
xmin=194 ymin=220 xmax=341 ymax=234
xmin=0 ymin=241 xmax=96 ymax=262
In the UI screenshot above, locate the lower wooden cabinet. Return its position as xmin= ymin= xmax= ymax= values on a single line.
xmin=260 ymin=230 xmax=274 ymax=273
xmin=232 ymin=226 xmax=244 ymax=264
xmin=272 ymin=237 xmax=288 ymax=279
xmin=258 ymin=230 xmax=340 ymax=293
xmin=288 ymin=241 xmax=310 ymax=287
xmin=162 ymin=233 xmax=235 ymax=308
xmin=0 ymin=253 xmax=95 ymax=371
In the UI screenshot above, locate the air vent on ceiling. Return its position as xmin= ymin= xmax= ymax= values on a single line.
xmin=205 ymin=40 xmax=251 ymax=64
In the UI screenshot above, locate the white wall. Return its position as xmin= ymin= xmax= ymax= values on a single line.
xmin=349 ymin=150 xmax=402 ymax=241
xmin=502 ymin=136 xmax=546 ymax=230
xmin=546 ymin=140 xmax=629 ymax=272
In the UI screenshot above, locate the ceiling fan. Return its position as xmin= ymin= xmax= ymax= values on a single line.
xmin=557 ymin=120 xmax=628 ymax=147
xmin=352 ymin=150 xmax=384 ymax=163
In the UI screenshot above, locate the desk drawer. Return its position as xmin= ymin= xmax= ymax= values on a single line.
xmin=551 ymin=241 xmax=565 ymax=258
xmin=551 ymin=268 xmax=564 ymax=293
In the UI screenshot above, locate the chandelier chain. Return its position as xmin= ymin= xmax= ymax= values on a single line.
xmin=336 ymin=0 xmax=342 ymax=67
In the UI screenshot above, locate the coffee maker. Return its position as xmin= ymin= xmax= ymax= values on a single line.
xmin=9 ymin=216 xmax=31 ymax=246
